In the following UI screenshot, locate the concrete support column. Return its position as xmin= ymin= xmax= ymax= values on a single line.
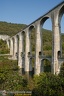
xmin=35 ymin=22 xmax=42 ymax=75
xmin=52 ymin=23 xmax=61 ymax=74
xmin=6 ymin=40 xmax=10 ymax=48
xmin=25 ymin=29 xmax=32 ymax=74
xmin=18 ymin=33 xmax=23 ymax=68
xmin=13 ymin=36 xmax=17 ymax=60
xmin=10 ymin=38 xmax=13 ymax=55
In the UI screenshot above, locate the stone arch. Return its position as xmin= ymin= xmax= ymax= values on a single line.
xmin=40 ymin=16 xmax=49 ymax=26
xmin=41 ymin=58 xmax=51 ymax=72
xmin=40 ymin=16 xmax=52 ymax=56
xmin=29 ymin=24 xmax=35 ymax=31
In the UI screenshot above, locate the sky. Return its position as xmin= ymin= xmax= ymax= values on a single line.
xmin=0 ymin=0 xmax=64 ymax=32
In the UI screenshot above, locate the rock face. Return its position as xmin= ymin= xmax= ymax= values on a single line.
xmin=0 ymin=35 xmax=10 ymax=40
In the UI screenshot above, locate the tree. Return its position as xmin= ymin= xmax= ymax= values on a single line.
xmin=59 ymin=62 xmax=64 ymax=78
xmin=32 ymin=73 xmax=64 ymax=96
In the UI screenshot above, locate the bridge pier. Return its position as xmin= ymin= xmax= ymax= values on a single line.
xmin=18 ymin=33 xmax=23 ymax=69
xmin=13 ymin=36 xmax=18 ymax=60
xmin=35 ymin=21 xmax=42 ymax=75
xmin=25 ymin=29 xmax=32 ymax=75
xmin=6 ymin=39 xmax=10 ymax=48
xmin=10 ymin=38 xmax=13 ymax=55
xmin=52 ymin=11 xmax=61 ymax=74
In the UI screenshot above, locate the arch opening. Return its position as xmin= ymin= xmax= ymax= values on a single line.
xmin=57 ymin=51 xmax=61 ymax=58
xmin=59 ymin=5 xmax=64 ymax=57
xmin=40 ymin=17 xmax=52 ymax=57
xmin=41 ymin=59 xmax=51 ymax=72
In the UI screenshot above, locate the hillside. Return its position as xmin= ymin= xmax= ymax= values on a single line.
xmin=0 ymin=21 xmax=64 ymax=91
xmin=0 ymin=21 xmax=27 ymax=36
xmin=0 ymin=21 xmax=64 ymax=56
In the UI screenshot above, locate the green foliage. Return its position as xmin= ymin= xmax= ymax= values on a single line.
xmin=0 ymin=21 xmax=27 ymax=36
xmin=43 ymin=59 xmax=51 ymax=72
xmin=59 ymin=62 xmax=64 ymax=78
xmin=0 ymin=56 xmax=28 ymax=91
xmin=32 ymin=73 xmax=64 ymax=96
xmin=0 ymin=39 xmax=9 ymax=54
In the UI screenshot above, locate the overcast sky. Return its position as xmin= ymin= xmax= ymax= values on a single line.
xmin=0 ymin=0 xmax=64 ymax=32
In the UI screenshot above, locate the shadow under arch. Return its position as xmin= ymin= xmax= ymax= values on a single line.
xmin=41 ymin=58 xmax=51 ymax=73
xmin=40 ymin=17 xmax=49 ymax=26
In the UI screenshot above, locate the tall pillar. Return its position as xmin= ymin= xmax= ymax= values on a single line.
xmin=35 ymin=21 xmax=42 ymax=75
xmin=6 ymin=40 xmax=10 ymax=48
xmin=52 ymin=13 xmax=61 ymax=74
xmin=25 ymin=28 xmax=32 ymax=75
xmin=13 ymin=36 xmax=18 ymax=60
xmin=18 ymin=33 xmax=23 ymax=69
xmin=10 ymin=38 xmax=13 ymax=55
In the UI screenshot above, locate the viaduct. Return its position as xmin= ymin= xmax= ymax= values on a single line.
xmin=6 ymin=1 xmax=64 ymax=75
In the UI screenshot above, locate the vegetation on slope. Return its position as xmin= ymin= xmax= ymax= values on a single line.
xmin=0 ymin=21 xmax=27 ymax=36
xmin=0 ymin=56 xmax=28 ymax=91
xmin=0 ymin=21 xmax=64 ymax=95
xmin=0 ymin=39 xmax=9 ymax=54
xmin=0 ymin=21 xmax=64 ymax=56
xmin=0 ymin=55 xmax=64 ymax=94
xmin=32 ymin=69 xmax=64 ymax=96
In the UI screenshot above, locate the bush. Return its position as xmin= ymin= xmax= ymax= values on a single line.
xmin=32 ymin=73 xmax=64 ymax=96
